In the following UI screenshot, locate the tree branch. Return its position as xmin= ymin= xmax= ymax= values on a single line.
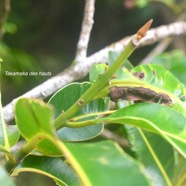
xmin=3 ymin=21 xmax=186 ymax=123
xmin=75 ymin=0 xmax=95 ymax=62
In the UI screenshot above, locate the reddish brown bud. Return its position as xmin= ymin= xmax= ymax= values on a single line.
xmin=136 ymin=19 xmax=153 ymax=40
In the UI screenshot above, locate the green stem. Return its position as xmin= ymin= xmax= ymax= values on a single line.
xmin=65 ymin=119 xmax=98 ymax=128
xmin=5 ymin=134 xmax=45 ymax=174
xmin=0 ymin=60 xmax=11 ymax=152
xmin=70 ymin=110 xmax=115 ymax=121
xmin=64 ymin=117 xmax=111 ymax=128
xmin=54 ymin=35 xmax=138 ymax=129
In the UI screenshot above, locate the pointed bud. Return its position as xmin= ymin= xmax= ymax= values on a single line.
xmin=136 ymin=19 xmax=153 ymax=40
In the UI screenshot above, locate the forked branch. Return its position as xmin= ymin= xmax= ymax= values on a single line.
xmin=3 ymin=21 xmax=186 ymax=123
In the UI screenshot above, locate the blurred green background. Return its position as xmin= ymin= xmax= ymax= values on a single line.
xmin=1 ymin=0 xmax=185 ymax=106
xmin=0 ymin=0 xmax=186 ymax=185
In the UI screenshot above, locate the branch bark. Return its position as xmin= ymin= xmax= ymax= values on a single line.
xmin=75 ymin=0 xmax=95 ymax=62
xmin=3 ymin=21 xmax=186 ymax=123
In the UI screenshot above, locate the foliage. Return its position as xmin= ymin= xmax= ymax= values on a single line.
xmin=151 ymin=50 xmax=186 ymax=86
xmin=1 ymin=42 xmax=186 ymax=186
xmin=1 ymin=1 xmax=186 ymax=186
xmin=135 ymin=0 xmax=186 ymax=12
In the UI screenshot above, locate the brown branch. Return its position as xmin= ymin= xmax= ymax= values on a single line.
xmin=3 ymin=21 xmax=186 ymax=123
xmin=75 ymin=0 xmax=95 ymax=62
xmin=0 ymin=0 xmax=10 ymax=39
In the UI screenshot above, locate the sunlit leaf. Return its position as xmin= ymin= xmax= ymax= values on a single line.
xmin=15 ymin=98 xmax=61 ymax=156
xmin=151 ymin=50 xmax=186 ymax=86
xmin=63 ymin=140 xmax=152 ymax=186
xmin=110 ymin=64 xmax=186 ymax=117
xmin=100 ymin=103 xmax=186 ymax=158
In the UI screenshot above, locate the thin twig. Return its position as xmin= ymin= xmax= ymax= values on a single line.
xmin=0 ymin=0 xmax=10 ymax=39
xmin=3 ymin=21 xmax=186 ymax=123
xmin=75 ymin=0 xmax=95 ymax=62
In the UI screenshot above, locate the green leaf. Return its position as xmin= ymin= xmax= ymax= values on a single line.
xmin=131 ymin=64 xmax=185 ymax=99
xmin=126 ymin=126 xmax=174 ymax=186
xmin=110 ymin=64 xmax=186 ymax=117
xmin=12 ymin=155 xmax=80 ymax=186
xmin=64 ymin=140 xmax=152 ymax=186
xmin=100 ymin=103 xmax=186 ymax=158
xmin=15 ymin=98 xmax=61 ymax=156
xmin=89 ymin=55 xmax=133 ymax=84
xmin=172 ymin=153 xmax=186 ymax=185
xmin=89 ymin=63 xmax=107 ymax=83
xmin=49 ymin=82 xmax=108 ymax=141
xmin=0 ymin=166 xmax=15 ymax=186
xmin=151 ymin=50 xmax=186 ymax=86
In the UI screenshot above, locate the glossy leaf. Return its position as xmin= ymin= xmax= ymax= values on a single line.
xmin=64 ymin=140 xmax=152 ymax=186
xmin=126 ymin=126 xmax=174 ymax=186
xmin=100 ymin=103 xmax=186 ymax=158
xmin=110 ymin=64 xmax=186 ymax=117
xmin=131 ymin=64 xmax=185 ymax=99
xmin=12 ymin=155 xmax=80 ymax=186
xmin=49 ymin=82 xmax=108 ymax=141
xmin=151 ymin=50 xmax=186 ymax=85
xmin=0 ymin=166 xmax=15 ymax=186
xmin=15 ymin=98 xmax=61 ymax=156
